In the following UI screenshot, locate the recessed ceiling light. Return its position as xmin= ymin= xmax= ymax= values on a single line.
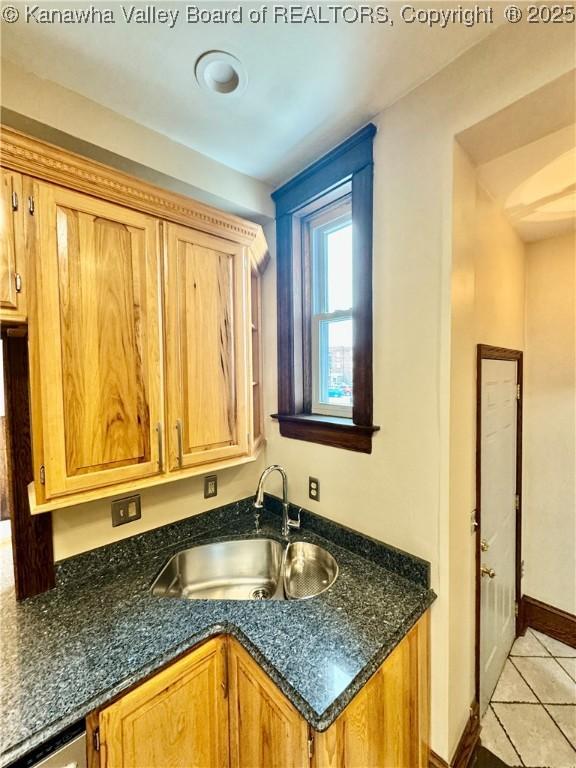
xmin=195 ymin=51 xmax=247 ymax=96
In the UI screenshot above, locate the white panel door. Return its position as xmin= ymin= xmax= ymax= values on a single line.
xmin=480 ymin=358 xmax=518 ymax=714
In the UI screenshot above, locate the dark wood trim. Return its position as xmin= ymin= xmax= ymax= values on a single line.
xmin=475 ymin=345 xmax=523 ymax=703
xmin=351 ymin=164 xmax=374 ymax=427
xmin=2 ymin=329 xmax=55 ymax=599
xmin=273 ymin=125 xmax=378 ymax=451
xmin=272 ymin=413 xmax=379 ymax=453
xmin=272 ymin=124 xmax=376 ymax=215
xmin=477 ymin=345 xmax=523 ymax=361
xmin=519 ymin=595 xmax=576 ymax=649
xmin=452 ymin=701 xmax=481 ymax=768
xmin=276 ymin=213 xmax=296 ymax=414
xmin=0 ymin=414 xmax=9 ymax=521
xmin=429 ymin=751 xmax=450 ymax=768
xmin=428 ymin=701 xmax=480 ymax=768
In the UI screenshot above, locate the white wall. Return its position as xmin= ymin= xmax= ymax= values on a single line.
xmin=262 ymin=25 xmax=574 ymax=762
xmin=1 ymin=60 xmax=274 ymax=222
xmin=450 ymin=142 xmax=526 ymax=740
xmin=474 ymin=185 xmax=526 ymax=350
xmin=51 ymin=456 xmax=268 ymax=561
xmin=450 ymin=144 xmax=478 ymax=743
xmin=50 ymin=456 xmax=268 ymax=561
xmin=523 ymin=231 xmax=576 ymax=615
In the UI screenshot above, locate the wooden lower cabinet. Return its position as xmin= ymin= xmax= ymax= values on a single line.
xmin=313 ymin=612 xmax=430 ymax=768
xmin=88 ymin=614 xmax=429 ymax=768
xmin=228 ymin=640 xmax=310 ymax=768
xmin=95 ymin=638 xmax=229 ymax=768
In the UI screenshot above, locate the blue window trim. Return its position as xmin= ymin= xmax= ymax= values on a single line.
xmin=272 ymin=123 xmax=376 ymax=216
xmin=272 ymin=124 xmax=379 ymax=453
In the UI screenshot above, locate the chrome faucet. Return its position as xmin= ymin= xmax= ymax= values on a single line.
xmin=253 ymin=464 xmax=300 ymax=537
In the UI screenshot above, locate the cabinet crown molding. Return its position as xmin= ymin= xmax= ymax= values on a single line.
xmin=0 ymin=125 xmax=269 ymax=273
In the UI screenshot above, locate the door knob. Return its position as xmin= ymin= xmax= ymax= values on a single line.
xmin=481 ymin=565 xmax=496 ymax=579
xmin=481 ymin=539 xmax=489 ymax=552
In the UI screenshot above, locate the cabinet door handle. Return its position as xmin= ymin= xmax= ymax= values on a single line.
xmin=176 ymin=419 xmax=184 ymax=468
xmin=14 ymin=273 xmax=22 ymax=293
xmin=156 ymin=422 xmax=164 ymax=472
xmin=11 ymin=191 xmax=18 ymax=211
xmin=481 ymin=565 xmax=496 ymax=579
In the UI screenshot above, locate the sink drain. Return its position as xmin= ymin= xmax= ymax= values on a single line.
xmin=251 ymin=587 xmax=270 ymax=600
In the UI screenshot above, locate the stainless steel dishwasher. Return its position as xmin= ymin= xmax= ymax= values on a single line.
xmin=31 ymin=733 xmax=86 ymax=768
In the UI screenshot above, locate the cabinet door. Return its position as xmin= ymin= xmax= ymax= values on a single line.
xmin=35 ymin=184 xmax=163 ymax=498
xmin=313 ymin=614 xmax=430 ymax=768
xmin=99 ymin=638 xmax=229 ymax=768
xmin=250 ymin=261 xmax=264 ymax=453
xmin=0 ymin=169 xmax=25 ymax=319
xmin=228 ymin=639 xmax=310 ymax=768
xmin=164 ymin=223 xmax=250 ymax=470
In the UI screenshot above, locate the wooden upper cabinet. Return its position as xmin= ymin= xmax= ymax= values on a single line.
xmin=34 ymin=184 xmax=163 ymax=498
xmin=164 ymin=223 xmax=250 ymax=470
xmin=98 ymin=638 xmax=229 ymax=768
xmin=228 ymin=639 xmax=310 ymax=768
xmin=250 ymin=261 xmax=264 ymax=453
xmin=0 ymin=169 xmax=26 ymax=320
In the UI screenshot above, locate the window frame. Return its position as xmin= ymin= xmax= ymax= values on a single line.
xmin=272 ymin=124 xmax=379 ymax=453
xmin=307 ymin=199 xmax=353 ymax=418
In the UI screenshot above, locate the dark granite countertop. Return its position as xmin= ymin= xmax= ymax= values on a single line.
xmin=0 ymin=498 xmax=435 ymax=767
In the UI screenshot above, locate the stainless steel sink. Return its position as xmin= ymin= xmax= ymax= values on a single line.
xmin=283 ymin=541 xmax=338 ymax=600
xmin=150 ymin=538 xmax=338 ymax=601
xmin=151 ymin=539 xmax=285 ymax=601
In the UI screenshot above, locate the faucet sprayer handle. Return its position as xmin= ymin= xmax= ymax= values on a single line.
xmin=288 ymin=507 xmax=302 ymax=531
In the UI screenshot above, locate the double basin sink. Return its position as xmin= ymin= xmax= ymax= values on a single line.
xmin=151 ymin=538 xmax=338 ymax=601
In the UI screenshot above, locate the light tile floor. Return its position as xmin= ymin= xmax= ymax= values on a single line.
xmin=481 ymin=629 xmax=576 ymax=767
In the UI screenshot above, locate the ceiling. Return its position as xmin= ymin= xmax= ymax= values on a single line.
xmin=1 ymin=1 xmax=500 ymax=186
xmin=457 ymin=72 xmax=576 ymax=243
xmin=476 ymin=125 xmax=576 ymax=243
xmin=457 ymin=71 xmax=576 ymax=167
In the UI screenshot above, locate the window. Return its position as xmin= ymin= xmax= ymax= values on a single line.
xmin=307 ymin=197 xmax=353 ymax=417
xmin=272 ymin=125 xmax=379 ymax=453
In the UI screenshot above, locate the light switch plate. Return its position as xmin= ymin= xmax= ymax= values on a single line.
xmin=111 ymin=495 xmax=141 ymax=527
xmin=204 ymin=474 xmax=218 ymax=499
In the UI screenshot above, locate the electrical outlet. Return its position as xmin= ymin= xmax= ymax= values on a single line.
xmin=111 ymin=495 xmax=141 ymax=527
xmin=309 ymin=477 xmax=320 ymax=502
xmin=204 ymin=474 xmax=218 ymax=499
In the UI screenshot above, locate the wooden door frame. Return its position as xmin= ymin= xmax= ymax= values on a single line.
xmin=475 ymin=344 xmax=523 ymax=704
xmin=2 ymin=325 xmax=55 ymax=599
